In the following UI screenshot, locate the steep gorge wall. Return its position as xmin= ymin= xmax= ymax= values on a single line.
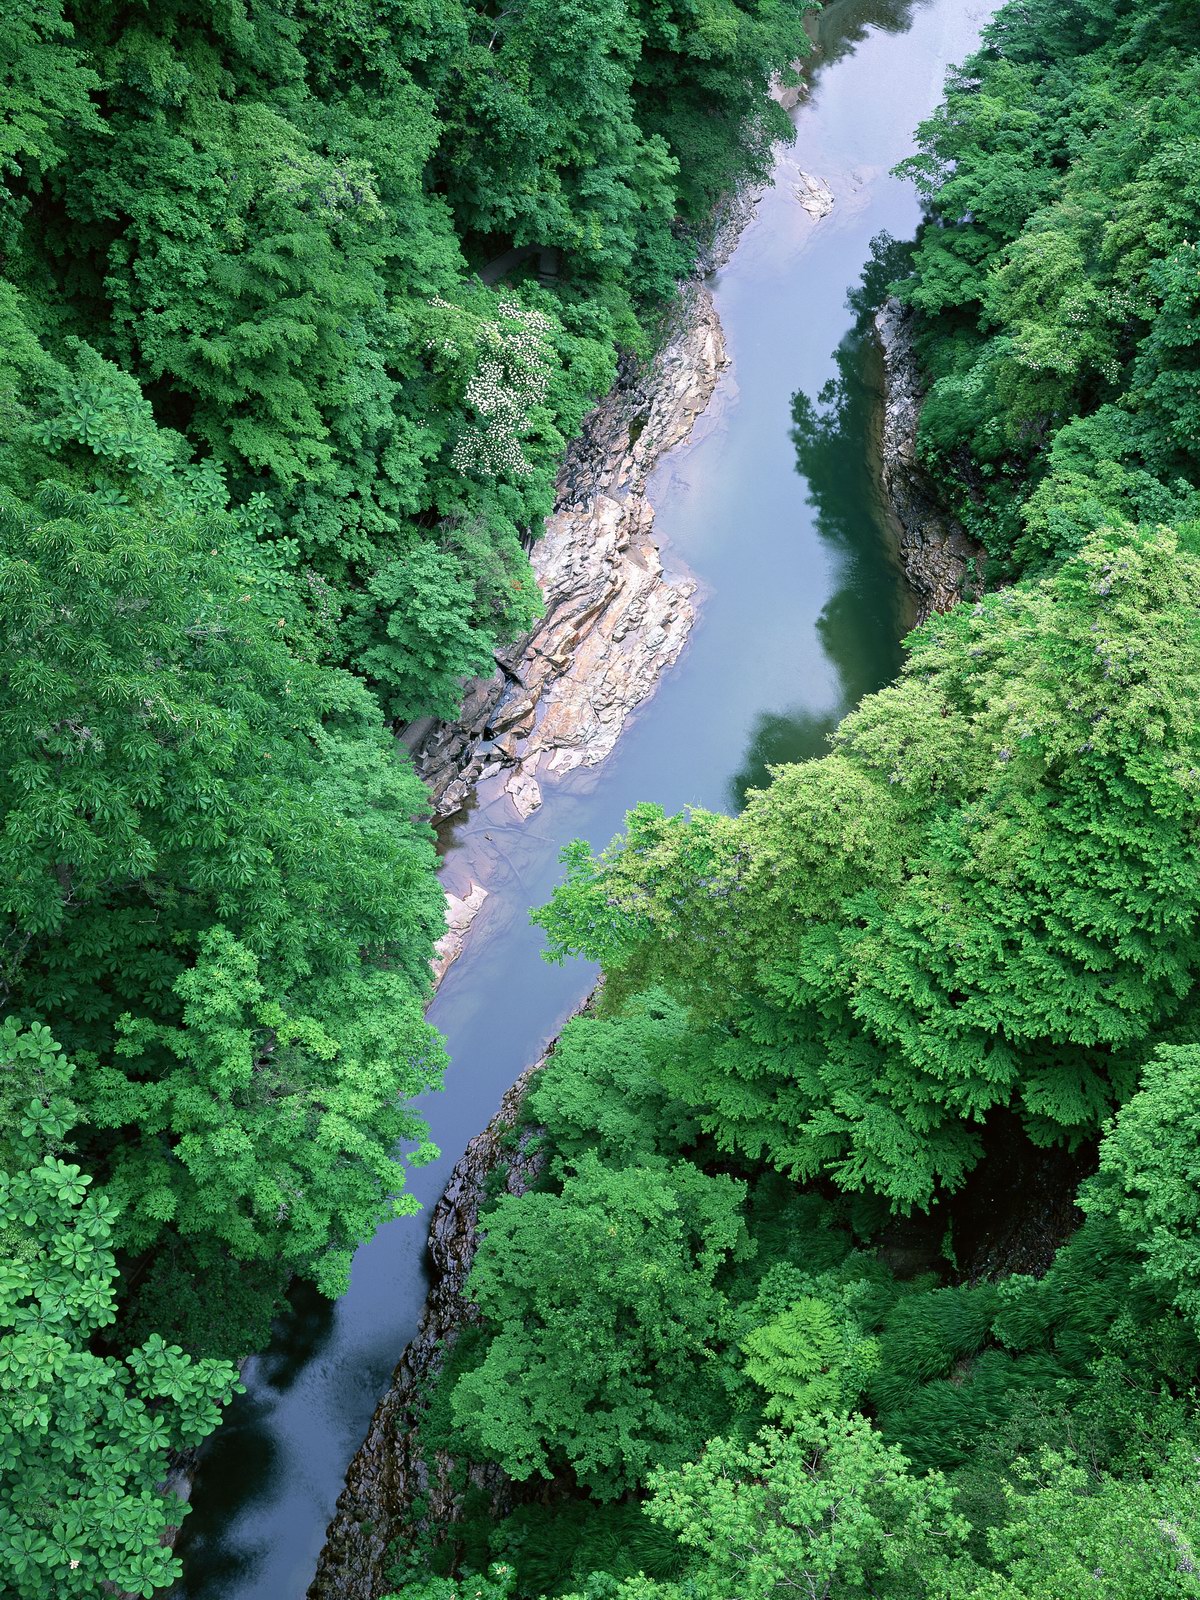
xmin=875 ymin=296 xmax=984 ymax=620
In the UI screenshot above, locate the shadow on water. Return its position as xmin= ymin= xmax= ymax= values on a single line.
xmin=810 ymin=0 xmax=934 ymax=62
xmin=729 ymin=234 xmax=918 ymax=808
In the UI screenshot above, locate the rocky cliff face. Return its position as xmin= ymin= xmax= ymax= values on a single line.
xmin=875 ymin=296 xmax=984 ymax=621
xmin=411 ymin=281 xmax=728 ymax=825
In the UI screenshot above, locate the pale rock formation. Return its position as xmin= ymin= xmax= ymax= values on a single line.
xmin=794 ymin=169 xmax=835 ymax=219
xmin=409 ymin=281 xmax=727 ymax=823
xmin=430 ymin=881 xmax=489 ymax=987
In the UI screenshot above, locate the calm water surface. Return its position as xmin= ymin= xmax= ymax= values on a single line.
xmin=179 ymin=1 xmax=993 ymax=1590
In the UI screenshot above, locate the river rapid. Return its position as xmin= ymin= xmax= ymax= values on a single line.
xmin=178 ymin=1 xmax=994 ymax=1591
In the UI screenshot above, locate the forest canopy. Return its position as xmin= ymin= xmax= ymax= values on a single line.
xmin=0 ymin=0 xmax=810 ymax=1592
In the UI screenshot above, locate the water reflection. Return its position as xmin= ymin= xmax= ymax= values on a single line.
xmin=729 ymin=237 xmax=918 ymax=809
xmin=812 ymin=0 xmax=933 ymax=61
xmin=257 ymin=1281 xmax=339 ymax=1392
xmin=731 ymin=707 xmax=841 ymax=802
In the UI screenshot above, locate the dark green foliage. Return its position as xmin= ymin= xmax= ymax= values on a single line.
xmin=0 ymin=0 xmax=811 ymax=721
xmin=490 ymin=1498 xmax=688 ymax=1597
xmin=896 ymin=0 xmax=1200 ymax=569
xmin=450 ymin=1150 xmax=752 ymax=1497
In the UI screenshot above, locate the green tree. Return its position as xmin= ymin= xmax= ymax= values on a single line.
xmin=84 ymin=928 xmax=440 ymax=1299
xmin=896 ymin=0 xmax=1200 ymax=567
xmin=741 ymin=1292 xmax=879 ymax=1426
xmin=451 ymin=1151 xmax=751 ymax=1496
xmin=527 ymin=989 xmax=700 ymax=1167
xmin=0 ymin=1059 xmax=238 ymax=1599
xmin=642 ymin=1417 xmax=967 ymax=1600
xmin=0 ymin=413 xmax=446 ymax=1342
xmin=1085 ymin=1043 xmax=1200 ymax=1339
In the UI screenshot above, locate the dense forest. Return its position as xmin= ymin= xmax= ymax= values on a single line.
xmin=380 ymin=0 xmax=1200 ymax=1597
xmin=0 ymin=0 xmax=809 ymax=1593
xmin=4 ymin=0 xmax=1200 ymax=1595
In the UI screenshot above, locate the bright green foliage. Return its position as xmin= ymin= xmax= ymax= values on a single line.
xmin=741 ymin=1293 xmax=879 ymax=1425
xmin=1086 ymin=1044 xmax=1200 ymax=1337
xmin=0 ymin=1018 xmax=76 ymax=1173
xmin=640 ymin=1418 xmax=967 ymax=1600
xmin=0 ymin=478 xmax=443 ymax=1033
xmin=0 ymin=8 xmax=100 ymax=204
xmin=450 ymin=1150 xmax=751 ymax=1497
xmin=85 ymin=929 xmax=439 ymax=1298
xmin=0 ymin=401 xmax=446 ymax=1344
xmin=897 ymin=0 xmax=1200 ymax=568
xmin=551 ymin=1432 xmax=1200 ymax=1600
xmin=539 ymin=525 xmax=1200 ymax=1206
xmin=936 ymin=1446 xmax=1200 ymax=1600
xmin=0 ymin=1074 xmax=238 ymax=1598
xmin=527 ymin=989 xmax=700 ymax=1166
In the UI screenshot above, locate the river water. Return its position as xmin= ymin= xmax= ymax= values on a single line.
xmin=178 ymin=1 xmax=992 ymax=1591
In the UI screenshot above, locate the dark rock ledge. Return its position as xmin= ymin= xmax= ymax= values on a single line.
xmin=874 ymin=296 xmax=985 ymax=621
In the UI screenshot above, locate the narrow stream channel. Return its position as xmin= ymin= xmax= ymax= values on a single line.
xmin=179 ymin=1 xmax=993 ymax=1591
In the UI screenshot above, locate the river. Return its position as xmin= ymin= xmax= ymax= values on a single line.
xmin=178 ymin=0 xmax=992 ymax=1591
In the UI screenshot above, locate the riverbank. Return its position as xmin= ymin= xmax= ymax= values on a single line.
xmin=307 ymin=1043 xmax=559 ymax=1600
xmin=410 ymin=282 xmax=722 ymax=830
xmin=875 ymin=296 xmax=984 ymax=620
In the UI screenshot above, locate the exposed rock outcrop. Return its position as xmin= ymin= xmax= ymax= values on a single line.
xmin=430 ymin=881 xmax=489 ymax=987
xmin=308 ymin=1049 xmax=557 ymax=1600
xmin=875 ymin=296 xmax=984 ymax=621
xmin=411 ymin=281 xmax=728 ymax=823
xmin=794 ymin=170 xmax=835 ymax=219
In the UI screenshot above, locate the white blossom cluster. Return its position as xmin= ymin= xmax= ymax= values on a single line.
xmin=429 ymin=295 xmax=554 ymax=478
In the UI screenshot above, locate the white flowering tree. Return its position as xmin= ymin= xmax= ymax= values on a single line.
xmin=427 ymin=294 xmax=555 ymax=479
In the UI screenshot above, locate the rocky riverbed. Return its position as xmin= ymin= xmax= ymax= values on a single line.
xmin=410 ymin=281 xmax=725 ymax=829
